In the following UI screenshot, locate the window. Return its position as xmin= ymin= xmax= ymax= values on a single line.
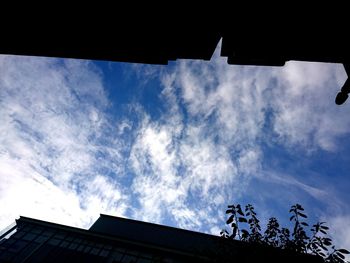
xmin=99 ymin=249 xmax=110 ymax=257
xmin=0 ymin=251 xmax=15 ymax=261
xmin=111 ymin=250 xmax=124 ymax=261
xmin=90 ymin=247 xmax=100 ymax=255
xmin=84 ymin=246 xmax=92 ymax=253
xmin=32 ymin=227 xmax=44 ymax=234
xmin=138 ymin=257 xmax=152 ymax=263
xmin=11 ymin=230 xmax=25 ymax=239
xmin=23 ymin=232 xmax=36 ymax=241
xmin=121 ymin=254 xmax=138 ymax=263
xmin=9 ymin=240 xmax=28 ymax=253
xmin=68 ymin=242 xmax=78 ymax=250
xmin=54 ymin=232 xmax=66 ymax=239
xmin=35 ymin=235 xmax=49 ymax=243
xmin=48 ymin=238 xmax=61 ymax=246
xmin=77 ymin=244 xmax=85 ymax=252
xmin=59 ymin=241 xmax=70 ymax=248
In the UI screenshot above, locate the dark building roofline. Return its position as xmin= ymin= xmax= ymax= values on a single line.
xmin=9 ymin=215 xmax=324 ymax=262
xmin=94 ymin=213 xmax=221 ymax=239
xmin=89 ymin=214 xmax=240 ymax=258
xmin=2 ymin=21 xmax=350 ymax=104
xmin=15 ymin=216 xmax=218 ymax=260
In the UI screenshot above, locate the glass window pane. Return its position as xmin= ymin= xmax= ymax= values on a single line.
xmin=4 ymin=238 xmax=16 ymax=245
xmin=35 ymin=235 xmax=49 ymax=243
xmin=0 ymin=251 xmax=15 ymax=261
xmin=12 ymin=231 xmax=25 ymax=239
xmin=48 ymin=238 xmax=61 ymax=246
xmin=90 ymin=247 xmax=100 ymax=255
xmin=122 ymin=254 xmax=137 ymax=263
xmin=22 ymin=226 xmax=32 ymax=232
xmin=32 ymin=227 xmax=43 ymax=234
xmin=77 ymin=244 xmax=85 ymax=252
xmin=68 ymin=242 xmax=78 ymax=250
xmin=42 ymin=230 xmax=55 ymax=237
xmin=112 ymin=251 xmax=124 ymax=261
xmin=60 ymin=241 xmax=70 ymax=248
xmin=104 ymin=244 xmax=112 ymax=249
xmin=84 ymin=246 xmax=92 ymax=253
xmin=126 ymin=249 xmax=139 ymax=256
xmin=99 ymin=249 xmax=110 ymax=257
xmin=96 ymin=242 xmax=103 ymax=248
xmin=9 ymin=240 xmax=28 ymax=253
xmin=23 ymin=233 xmax=36 ymax=241
xmin=54 ymin=232 xmax=66 ymax=239
xmin=74 ymin=238 xmax=82 ymax=243
xmin=65 ymin=235 xmax=74 ymax=241
xmin=138 ymin=258 xmax=152 ymax=263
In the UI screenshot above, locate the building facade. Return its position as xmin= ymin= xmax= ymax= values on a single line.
xmin=0 ymin=215 xmax=322 ymax=263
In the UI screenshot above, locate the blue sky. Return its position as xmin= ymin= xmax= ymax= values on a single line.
xmin=1 ymin=44 xmax=350 ymax=252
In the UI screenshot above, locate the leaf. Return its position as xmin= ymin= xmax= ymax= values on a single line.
xmin=335 ymin=252 xmax=345 ymax=259
xmin=297 ymin=212 xmax=307 ymax=218
xmin=324 ymin=239 xmax=332 ymax=246
xmin=237 ymin=211 xmax=245 ymax=217
xmin=338 ymin=249 xmax=350 ymax=254
xmin=320 ymin=225 xmax=329 ymax=230
xmin=226 ymin=209 xmax=233 ymax=214
xmin=333 ymin=254 xmax=342 ymax=262
xmin=238 ymin=217 xmax=248 ymax=223
xmin=236 ymin=206 xmax=244 ymax=216
xmin=231 ymin=226 xmax=237 ymax=239
xmin=290 ymin=215 xmax=295 ymax=221
xmin=226 ymin=215 xmax=234 ymax=224
xmin=241 ymin=229 xmax=249 ymax=237
xmin=320 ymin=229 xmax=327 ymax=235
xmin=318 ymin=252 xmax=326 ymax=257
xmin=301 ymin=222 xmax=309 ymax=227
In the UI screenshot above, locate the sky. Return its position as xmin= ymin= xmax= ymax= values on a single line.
xmin=1 ymin=44 xmax=350 ymax=253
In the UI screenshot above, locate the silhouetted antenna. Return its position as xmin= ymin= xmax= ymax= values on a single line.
xmin=335 ymin=64 xmax=350 ymax=105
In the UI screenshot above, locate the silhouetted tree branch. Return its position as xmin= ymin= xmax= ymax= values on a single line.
xmin=221 ymin=203 xmax=349 ymax=263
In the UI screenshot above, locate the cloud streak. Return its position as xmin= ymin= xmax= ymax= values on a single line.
xmin=1 ymin=45 xmax=350 ymax=257
xmin=127 ymin=43 xmax=350 ymax=236
xmin=0 ymin=55 xmax=128 ymax=229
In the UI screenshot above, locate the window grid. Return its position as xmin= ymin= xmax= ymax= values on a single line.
xmin=1 ymin=223 xmax=184 ymax=263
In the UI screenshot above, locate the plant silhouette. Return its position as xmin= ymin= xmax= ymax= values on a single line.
xmin=221 ymin=204 xmax=349 ymax=263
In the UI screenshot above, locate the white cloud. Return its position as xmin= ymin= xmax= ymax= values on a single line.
xmin=326 ymin=215 xmax=350 ymax=261
xmin=2 ymin=44 xmax=350 ymax=255
xmin=272 ymin=61 xmax=348 ymax=151
xmin=260 ymin=171 xmax=331 ymax=202
xmin=128 ymin=42 xmax=350 ymax=238
xmin=171 ymin=207 xmax=201 ymax=230
xmin=0 ymin=55 xmax=128 ymax=230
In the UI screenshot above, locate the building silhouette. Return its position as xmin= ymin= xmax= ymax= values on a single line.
xmin=1 ymin=23 xmax=349 ymax=105
xmin=0 ymin=215 xmax=322 ymax=263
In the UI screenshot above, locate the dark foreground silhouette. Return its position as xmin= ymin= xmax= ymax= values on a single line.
xmin=221 ymin=203 xmax=349 ymax=263
xmin=1 ymin=16 xmax=350 ymax=105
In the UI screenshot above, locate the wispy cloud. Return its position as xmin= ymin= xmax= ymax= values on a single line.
xmin=272 ymin=61 xmax=349 ymax=151
xmin=1 ymin=43 xmax=350 ymax=258
xmin=128 ymin=42 xmax=350 ymax=236
xmin=325 ymin=215 xmax=350 ymax=261
xmin=0 ymin=55 xmax=128 ymax=229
